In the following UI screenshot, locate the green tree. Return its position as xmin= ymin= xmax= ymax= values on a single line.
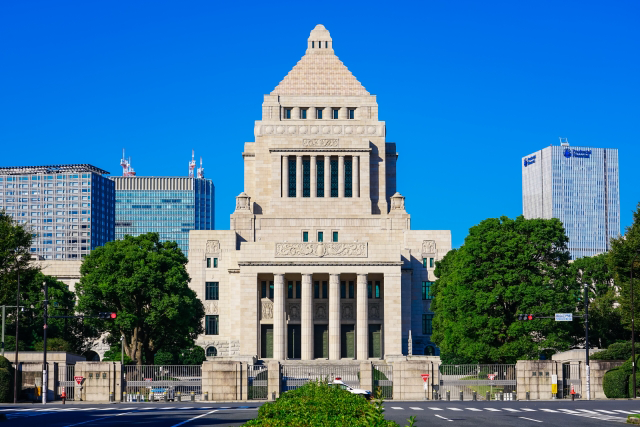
xmin=431 ymin=216 xmax=578 ymax=363
xmin=102 ymin=344 xmax=133 ymax=364
xmin=76 ymin=233 xmax=205 ymax=365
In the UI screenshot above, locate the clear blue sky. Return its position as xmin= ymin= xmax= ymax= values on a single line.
xmin=1 ymin=1 xmax=638 ymax=248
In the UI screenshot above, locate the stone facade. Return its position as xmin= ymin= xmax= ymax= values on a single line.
xmin=188 ymin=25 xmax=451 ymax=362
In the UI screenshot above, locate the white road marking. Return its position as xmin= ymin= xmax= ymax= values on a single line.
xmin=391 ymin=407 xmax=404 ymax=410
xmin=179 ymin=407 xmax=193 ymax=410
xmin=614 ymin=409 xmax=635 ymax=414
xmin=170 ymin=409 xmax=219 ymax=427
xmin=502 ymin=408 xmax=520 ymax=412
xmin=539 ymin=408 xmax=558 ymax=412
xmin=594 ymin=409 xmax=618 ymax=414
xmin=465 ymin=408 xmax=482 ymax=411
xmin=519 ymin=416 xmax=543 ymax=423
xmin=447 ymin=407 xmax=463 ymax=411
xmin=484 ymin=408 xmax=501 ymax=411
xmin=520 ymin=408 xmax=536 ymax=411
xmin=409 ymin=407 xmax=424 ymax=410
xmin=435 ymin=414 xmax=453 ymax=422
xmin=428 ymin=407 xmax=443 ymax=411
xmin=62 ymin=411 xmax=136 ymax=427
xmin=161 ymin=407 xmax=174 ymax=409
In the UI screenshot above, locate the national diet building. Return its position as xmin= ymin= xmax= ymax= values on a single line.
xmin=188 ymin=25 xmax=451 ymax=362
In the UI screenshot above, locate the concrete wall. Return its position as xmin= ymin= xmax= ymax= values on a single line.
xmin=75 ymin=362 xmax=122 ymax=402
xmin=516 ymin=360 xmax=563 ymax=400
xmin=389 ymin=357 xmax=440 ymax=400
xmin=583 ymin=360 xmax=625 ymax=399
xmin=202 ymin=360 xmax=247 ymax=401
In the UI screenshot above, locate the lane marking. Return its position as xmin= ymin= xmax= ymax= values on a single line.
xmin=409 ymin=407 xmax=424 ymax=410
xmin=484 ymin=408 xmax=501 ymax=411
xmin=465 ymin=408 xmax=482 ymax=411
xmin=502 ymin=408 xmax=520 ymax=412
xmin=519 ymin=416 xmax=543 ymax=423
xmin=520 ymin=408 xmax=536 ymax=411
xmin=435 ymin=414 xmax=453 ymax=422
xmin=539 ymin=409 xmax=558 ymax=412
xmin=62 ymin=411 xmax=136 ymax=427
xmin=614 ymin=410 xmax=635 ymax=414
xmin=428 ymin=407 xmax=443 ymax=411
xmin=446 ymin=407 xmax=463 ymax=411
xmin=391 ymin=407 xmax=404 ymax=410
xmin=170 ymin=409 xmax=219 ymax=427
xmin=594 ymin=409 xmax=618 ymax=414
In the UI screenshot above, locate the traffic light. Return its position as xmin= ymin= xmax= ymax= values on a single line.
xmin=98 ymin=312 xmax=117 ymax=319
xmin=518 ymin=314 xmax=535 ymax=321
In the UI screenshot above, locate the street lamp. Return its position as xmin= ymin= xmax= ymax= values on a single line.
xmin=631 ymin=249 xmax=640 ymax=399
xmin=10 ymin=251 xmax=21 ymax=404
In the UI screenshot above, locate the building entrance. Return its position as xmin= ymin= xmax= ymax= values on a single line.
xmin=287 ymin=324 xmax=301 ymax=359
xmin=341 ymin=325 xmax=355 ymax=358
xmin=369 ymin=324 xmax=382 ymax=358
xmin=314 ymin=325 xmax=329 ymax=359
xmin=261 ymin=325 xmax=273 ymax=358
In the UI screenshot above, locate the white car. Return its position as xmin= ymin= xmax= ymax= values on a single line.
xmin=331 ymin=378 xmax=372 ymax=399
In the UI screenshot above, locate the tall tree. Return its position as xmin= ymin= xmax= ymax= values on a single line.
xmin=0 ymin=210 xmax=37 ymax=305
xmin=76 ymin=233 xmax=205 ymax=365
xmin=432 ymin=216 xmax=578 ymax=363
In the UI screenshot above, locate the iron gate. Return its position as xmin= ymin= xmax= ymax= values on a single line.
xmin=248 ymin=365 xmax=268 ymax=400
xmin=439 ymin=364 xmax=516 ymax=400
xmin=57 ymin=364 xmax=76 ymax=401
xmin=562 ymin=363 xmax=581 ymax=398
xmin=124 ymin=365 xmax=201 ymax=401
xmin=373 ymin=364 xmax=393 ymax=399
xmin=281 ymin=364 xmax=360 ymax=392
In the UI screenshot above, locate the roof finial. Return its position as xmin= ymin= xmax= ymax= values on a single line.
xmin=307 ymin=24 xmax=333 ymax=54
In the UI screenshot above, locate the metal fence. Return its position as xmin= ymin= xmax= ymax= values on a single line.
xmin=58 ymin=364 xmax=76 ymax=401
xmin=373 ymin=364 xmax=393 ymax=399
xmin=281 ymin=364 xmax=360 ymax=392
xmin=562 ymin=363 xmax=581 ymax=398
xmin=439 ymin=364 xmax=516 ymax=401
xmin=123 ymin=365 xmax=202 ymax=402
xmin=248 ymin=365 xmax=268 ymax=400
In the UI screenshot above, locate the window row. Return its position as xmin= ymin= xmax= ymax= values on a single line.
xmin=206 ymin=257 xmax=218 ymax=268
xmin=302 ymin=231 xmax=337 ymax=242
xmin=259 ymin=280 xmax=382 ymax=299
xmin=422 ymin=314 xmax=433 ymax=335
xmin=287 ymin=157 xmax=354 ymax=198
xmin=422 ymin=258 xmax=435 ymax=268
xmin=283 ymin=107 xmax=356 ymax=120
xmin=421 ymin=281 xmax=433 ymax=300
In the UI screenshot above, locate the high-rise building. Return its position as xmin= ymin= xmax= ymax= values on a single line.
xmin=112 ymin=176 xmax=214 ymax=255
xmin=522 ymin=141 xmax=620 ymax=259
xmin=0 ymin=164 xmax=115 ymax=259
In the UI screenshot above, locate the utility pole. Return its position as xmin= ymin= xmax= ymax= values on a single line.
xmin=585 ymin=282 xmax=590 ymax=400
xmin=42 ymin=281 xmax=48 ymax=404
xmin=631 ymin=251 xmax=639 ymax=399
xmin=1 ymin=306 xmax=4 ymax=358
xmin=13 ymin=264 xmax=20 ymax=404
xmin=121 ymin=335 xmax=124 ymax=365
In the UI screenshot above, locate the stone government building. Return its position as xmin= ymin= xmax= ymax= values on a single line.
xmin=188 ymin=25 xmax=451 ymax=361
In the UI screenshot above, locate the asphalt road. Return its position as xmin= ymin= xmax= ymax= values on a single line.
xmin=1 ymin=399 xmax=639 ymax=426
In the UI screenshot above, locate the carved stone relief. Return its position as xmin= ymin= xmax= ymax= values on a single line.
xmin=422 ymin=240 xmax=436 ymax=254
xmin=207 ymin=301 xmax=219 ymax=315
xmin=261 ymin=299 xmax=273 ymax=320
xmin=341 ymin=303 xmax=354 ymax=320
xmin=288 ymin=303 xmax=301 ymax=321
xmin=369 ymin=303 xmax=381 ymax=320
xmin=235 ymin=192 xmax=251 ymax=211
xmin=314 ymin=303 xmax=328 ymax=320
xmin=302 ymin=138 xmax=339 ymax=147
xmin=205 ymin=240 xmax=220 ymax=254
xmin=275 ymin=242 xmax=367 ymax=258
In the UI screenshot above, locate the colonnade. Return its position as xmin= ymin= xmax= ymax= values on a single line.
xmin=281 ymin=155 xmax=360 ymax=198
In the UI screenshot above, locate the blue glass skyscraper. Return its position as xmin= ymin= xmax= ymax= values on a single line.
xmin=522 ymin=142 xmax=620 ymax=259
xmin=112 ymin=176 xmax=214 ymax=255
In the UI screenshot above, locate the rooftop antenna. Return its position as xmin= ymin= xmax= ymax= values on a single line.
xmin=559 ymin=137 xmax=569 ymax=146
xmin=189 ymin=150 xmax=196 ymax=177
xmin=197 ymin=156 xmax=204 ymax=179
xmin=120 ymin=149 xmax=136 ymax=176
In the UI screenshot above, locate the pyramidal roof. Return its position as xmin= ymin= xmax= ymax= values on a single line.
xmin=271 ymin=25 xmax=370 ymax=97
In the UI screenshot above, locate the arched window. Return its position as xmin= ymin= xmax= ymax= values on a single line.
xmin=206 ymin=346 xmax=217 ymax=357
xmin=424 ymin=345 xmax=435 ymax=356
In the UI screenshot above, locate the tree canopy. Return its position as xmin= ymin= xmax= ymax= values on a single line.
xmin=431 ymin=215 xmax=579 ymax=363
xmin=76 ymin=233 xmax=204 ymax=365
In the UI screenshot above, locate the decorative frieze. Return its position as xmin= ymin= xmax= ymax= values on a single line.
xmin=341 ymin=303 xmax=354 ymax=320
xmin=302 ymin=138 xmax=339 ymax=148
xmin=287 ymin=303 xmax=301 ymax=321
xmin=258 ymin=124 xmax=382 ymax=137
xmin=275 ymin=242 xmax=367 ymax=258
xmin=205 ymin=240 xmax=220 ymax=254
xmin=369 ymin=303 xmax=381 ymax=320
xmin=314 ymin=302 xmax=328 ymax=320
xmin=422 ymin=240 xmax=436 ymax=254
xmin=261 ymin=299 xmax=273 ymax=320
xmin=206 ymin=301 xmax=219 ymax=315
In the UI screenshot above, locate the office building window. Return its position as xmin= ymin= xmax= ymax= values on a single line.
xmin=316 ymin=108 xmax=323 ymax=119
xmin=296 ymin=281 xmax=301 ymax=298
xmin=430 ymin=258 xmax=434 ymax=268
xmin=375 ymin=281 xmax=381 ymax=299
xmin=288 ymin=281 xmax=294 ymax=299
xmin=422 ymin=314 xmax=433 ymax=335
xmin=314 ymin=281 xmax=320 ymax=299
xmin=423 ymin=258 xmax=427 ymax=268
xmin=348 ymin=109 xmax=355 ymax=119
xmin=289 ymin=158 xmax=296 ymax=197
xmin=345 ymin=158 xmax=352 ymax=197
xmin=303 ymin=159 xmax=310 ymax=197
xmin=422 ymin=281 xmax=432 ymax=300
xmin=368 ymin=281 xmax=372 ymax=299
xmin=269 ymin=281 xmax=274 ymax=299
xmin=214 ymin=258 xmax=218 ymax=268
xmin=332 ymin=231 xmax=338 ymax=242
xmin=333 ymin=109 xmax=339 ymax=119
xmin=317 ymin=158 xmax=324 ymax=197
xmin=330 ymin=159 xmax=338 ymax=197
xmin=303 ymin=231 xmax=308 ymax=242
xmin=322 ymin=281 xmax=328 ymax=299
xmin=206 ymin=282 xmax=219 ymax=300
xmin=301 ymin=109 xmax=307 ymax=119
xmin=348 ymin=281 xmax=354 ymax=299
xmin=341 ymin=281 xmax=346 ymax=299
xmin=205 ymin=315 xmax=219 ymax=335
xmin=207 ymin=258 xmax=212 ymax=268
xmin=262 ymin=281 xmax=267 ymax=298
xmin=318 ymin=231 xmax=323 ymax=242
xmin=284 ymin=108 xmax=291 ymax=119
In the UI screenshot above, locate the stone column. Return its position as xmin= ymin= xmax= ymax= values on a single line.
xmin=338 ymin=156 xmax=345 ymax=198
xmin=296 ymin=156 xmax=302 ymax=198
xmin=383 ymin=273 xmax=402 ymax=357
xmin=353 ymin=156 xmax=359 ymax=198
xmin=329 ymin=274 xmax=341 ymax=360
xmin=310 ymin=156 xmax=317 ymax=199
xmin=301 ymin=274 xmax=313 ymax=360
xmin=282 ymin=155 xmax=288 ymax=198
xmin=356 ymin=274 xmax=368 ymax=360
xmin=273 ymin=274 xmax=285 ymax=360
xmin=324 ymin=156 xmax=331 ymax=198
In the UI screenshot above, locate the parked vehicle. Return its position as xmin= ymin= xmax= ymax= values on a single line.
xmin=150 ymin=387 xmax=175 ymax=401
xmin=331 ymin=378 xmax=372 ymax=400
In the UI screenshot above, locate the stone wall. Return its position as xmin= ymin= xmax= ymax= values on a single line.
xmin=389 ymin=357 xmax=440 ymax=400
xmin=583 ymin=360 xmax=625 ymax=399
xmin=516 ymin=360 xmax=563 ymax=400
xmin=75 ymin=361 xmax=122 ymax=402
xmin=201 ymin=360 xmax=247 ymax=401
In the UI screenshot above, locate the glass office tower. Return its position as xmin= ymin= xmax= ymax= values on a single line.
xmin=522 ymin=143 xmax=620 ymax=259
xmin=0 ymin=164 xmax=115 ymax=259
xmin=113 ymin=177 xmax=214 ymax=255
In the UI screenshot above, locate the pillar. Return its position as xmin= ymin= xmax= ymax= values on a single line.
xmin=338 ymin=156 xmax=345 ymax=198
xmin=296 ymin=156 xmax=302 ymax=198
xmin=273 ymin=274 xmax=285 ymax=360
xmin=282 ymin=155 xmax=288 ymax=198
xmin=324 ymin=156 xmax=331 ymax=198
xmin=383 ymin=273 xmax=402 ymax=357
xmin=353 ymin=156 xmax=359 ymax=198
xmin=329 ymin=273 xmax=341 ymax=360
xmin=310 ymin=155 xmax=317 ymax=199
xmin=356 ymin=274 xmax=368 ymax=360
xmin=301 ymin=274 xmax=313 ymax=360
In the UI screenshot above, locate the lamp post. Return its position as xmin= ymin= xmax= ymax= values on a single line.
xmin=631 ymin=250 xmax=640 ymax=399
xmin=11 ymin=253 xmax=21 ymax=404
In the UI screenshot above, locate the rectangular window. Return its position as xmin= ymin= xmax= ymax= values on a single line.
xmin=214 ymin=258 xmax=218 ymax=268
xmin=296 ymin=281 xmax=301 ymax=298
xmin=205 ymin=315 xmax=219 ymax=335
xmin=422 ymin=314 xmax=433 ymax=335
xmin=316 ymin=108 xmax=323 ymax=119
xmin=333 ymin=109 xmax=339 ymax=119
xmin=289 ymin=158 xmax=296 ymax=197
xmin=303 ymin=159 xmax=310 ymax=197
xmin=422 ymin=281 xmax=432 ymax=300
xmin=349 ymin=109 xmax=355 ymax=119
xmin=314 ymin=281 xmax=320 ymax=299
xmin=430 ymin=258 xmax=434 ymax=268
xmin=322 ymin=281 xmax=328 ymax=299
xmin=368 ymin=282 xmax=372 ymax=299
xmin=349 ymin=281 xmax=354 ymax=299
xmin=301 ymin=109 xmax=307 ymax=119
xmin=345 ymin=158 xmax=352 ymax=197
xmin=423 ymin=258 xmax=427 ymax=268
xmin=206 ymin=282 xmax=219 ymax=300
xmin=288 ymin=281 xmax=294 ymax=299
xmin=303 ymin=231 xmax=308 ymax=242
xmin=284 ymin=108 xmax=291 ymax=119
xmin=317 ymin=158 xmax=324 ymax=197
xmin=261 ymin=281 xmax=267 ymax=298
xmin=330 ymin=158 xmax=338 ymax=197
xmin=341 ymin=282 xmax=346 ymax=299
xmin=207 ymin=258 xmax=211 ymax=268
xmin=332 ymin=231 xmax=338 ymax=242
xmin=269 ymin=281 xmax=274 ymax=299
xmin=375 ymin=281 xmax=381 ymax=299
xmin=318 ymin=231 xmax=323 ymax=242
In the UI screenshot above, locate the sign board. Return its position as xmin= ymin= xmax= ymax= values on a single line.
xmin=74 ymin=376 xmax=84 ymax=385
xmin=421 ymin=374 xmax=430 ymax=382
xmin=555 ymin=313 xmax=573 ymax=322
xmin=487 ymin=374 xmax=497 ymax=381
xmin=551 ymin=374 xmax=558 ymax=394
xmin=144 ymin=378 xmax=152 ymax=382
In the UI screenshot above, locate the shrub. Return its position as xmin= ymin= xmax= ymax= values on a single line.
xmin=0 ymin=356 xmax=12 ymax=371
xmin=33 ymin=338 xmax=71 ymax=352
xmin=603 ymin=368 xmax=629 ymax=398
xmin=591 ymin=341 xmax=640 ymax=360
xmin=243 ymin=381 xmax=400 ymax=427
xmin=0 ymin=367 xmax=12 ymax=403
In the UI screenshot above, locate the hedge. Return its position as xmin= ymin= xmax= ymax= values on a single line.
xmin=591 ymin=341 xmax=640 ymax=361
xmin=0 ymin=368 xmax=12 ymax=403
xmin=242 ymin=381 xmax=400 ymax=427
xmin=603 ymin=368 xmax=629 ymax=398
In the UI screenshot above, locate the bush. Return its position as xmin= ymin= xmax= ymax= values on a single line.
xmin=243 ymin=381 xmax=400 ymax=427
xmin=0 ymin=367 xmax=12 ymax=403
xmin=603 ymin=368 xmax=629 ymax=398
xmin=33 ymin=338 xmax=71 ymax=352
xmin=154 ymin=351 xmax=176 ymax=365
xmin=0 ymin=356 xmax=12 ymax=371
xmin=591 ymin=341 xmax=640 ymax=360
xmin=102 ymin=345 xmax=133 ymax=364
